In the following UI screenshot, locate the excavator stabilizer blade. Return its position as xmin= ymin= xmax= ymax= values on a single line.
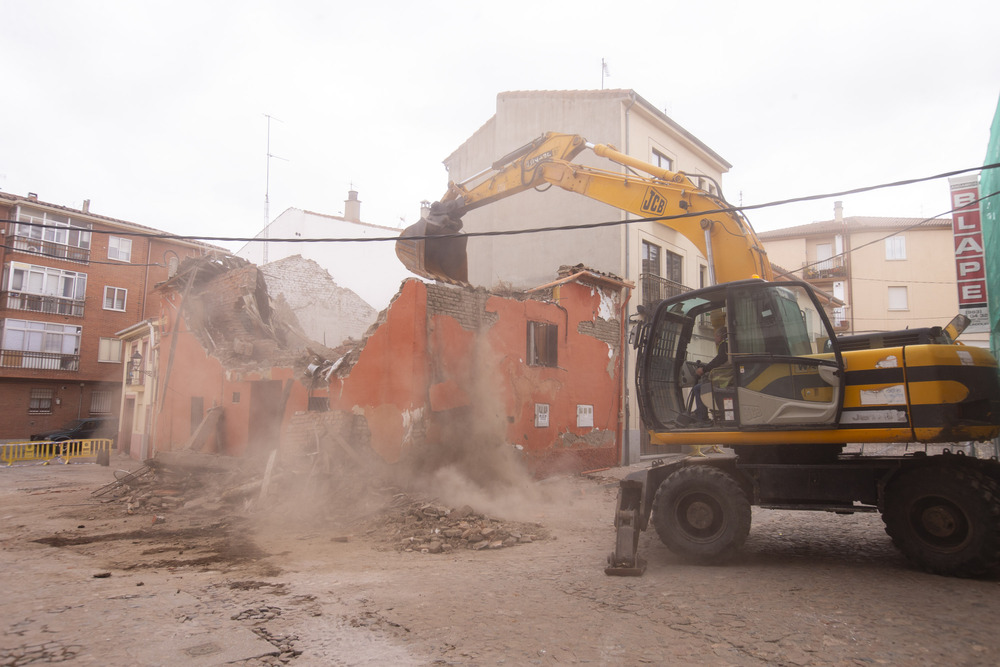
xmin=604 ymin=479 xmax=647 ymax=576
xmin=396 ymin=217 xmax=469 ymax=286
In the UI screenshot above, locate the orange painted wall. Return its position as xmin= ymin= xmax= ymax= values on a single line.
xmin=150 ymin=276 xmax=624 ymax=475
xmin=328 ymin=279 xmax=624 ymax=475
xmin=152 ymin=301 xmax=254 ymax=456
xmin=327 ymin=280 xmax=429 ymax=463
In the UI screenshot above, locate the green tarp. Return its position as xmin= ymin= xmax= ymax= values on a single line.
xmin=983 ymin=95 xmax=1000 ymax=367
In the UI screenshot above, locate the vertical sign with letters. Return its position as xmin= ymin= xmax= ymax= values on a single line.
xmin=950 ymin=175 xmax=989 ymax=332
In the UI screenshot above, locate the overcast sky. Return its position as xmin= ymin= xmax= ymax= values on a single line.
xmin=2 ymin=0 xmax=998 ymax=256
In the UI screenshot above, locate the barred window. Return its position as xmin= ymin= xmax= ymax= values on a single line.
xmin=29 ymin=388 xmax=53 ymax=414
xmin=90 ymin=390 xmax=113 ymax=414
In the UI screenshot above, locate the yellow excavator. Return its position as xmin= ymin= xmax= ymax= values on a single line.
xmin=397 ymin=132 xmax=1000 ymax=578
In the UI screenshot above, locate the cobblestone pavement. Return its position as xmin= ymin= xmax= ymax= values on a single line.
xmin=3 ymin=455 xmax=1000 ymax=666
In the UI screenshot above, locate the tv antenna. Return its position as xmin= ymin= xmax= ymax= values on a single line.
xmin=263 ymin=113 xmax=288 ymax=264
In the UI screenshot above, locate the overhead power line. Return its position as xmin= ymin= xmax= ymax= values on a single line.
xmin=5 ymin=163 xmax=1000 ymax=245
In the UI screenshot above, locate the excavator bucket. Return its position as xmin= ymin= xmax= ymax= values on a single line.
xmin=395 ymin=201 xmax=469 ymax=285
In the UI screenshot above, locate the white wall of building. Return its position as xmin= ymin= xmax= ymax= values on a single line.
xmin=235 ymin=206 xmax=415 ymax=311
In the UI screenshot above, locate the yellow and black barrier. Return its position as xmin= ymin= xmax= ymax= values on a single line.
xmin=1 ymin=438 xmax=113 ymax=466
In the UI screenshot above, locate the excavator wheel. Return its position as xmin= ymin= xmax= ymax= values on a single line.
xmin=882 ymin=460 xmax=1000 ymax=577
xmin=651 ymin=465 xmax=750 ymax=563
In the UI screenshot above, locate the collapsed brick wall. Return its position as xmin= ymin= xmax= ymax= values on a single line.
xmin=425 ymin=284 xmax=500 ymax=330
xmin=576 ymin=319 xmax=620 ymax=348
xmin=284 ymin=410 xmax=372 ymax=455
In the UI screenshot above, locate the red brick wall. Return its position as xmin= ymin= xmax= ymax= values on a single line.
xmin=0 ymin=197 xmax=216 ymax=440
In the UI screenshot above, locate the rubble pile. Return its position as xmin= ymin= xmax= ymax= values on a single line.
xmin=368 ymin=493 xmax=549 ymax=554
xmin=95 ymin=452 xmax=351 ymax=520
xmin=93 ymin=459 xmax=226 ymax=515
xmin=95 ymin=452 xmax=552 ymax=559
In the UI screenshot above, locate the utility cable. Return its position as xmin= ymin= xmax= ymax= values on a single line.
xmin=4 ymin=163 xmax=999 ymax=245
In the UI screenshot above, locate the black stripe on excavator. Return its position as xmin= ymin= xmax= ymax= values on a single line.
xmin=843 ymin=368 xmax=905 ymax=385
xmin=846 ymin=365 xmax=1000 ymax=390
xmin=909 ymin=402 xmax=998 ymax=428
xmin=904 ymin=364 xmax=1000 ymax=386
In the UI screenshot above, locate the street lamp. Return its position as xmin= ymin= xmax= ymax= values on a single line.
xmin=130 ymin=350 xmax=142 ymax=384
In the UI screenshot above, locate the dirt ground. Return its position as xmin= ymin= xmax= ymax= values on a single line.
xmin=3 ymin=452 xmax=1000 ymax=666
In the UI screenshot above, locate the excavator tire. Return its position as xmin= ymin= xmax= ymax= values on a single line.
xmin=882 ymin=459 xmax=1000 ymax=577
xmin=651 ymin=465 xmax=750 ymax=563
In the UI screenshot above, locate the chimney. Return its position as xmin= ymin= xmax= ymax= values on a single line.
xmin=344 ymin=190 xmax=361 ymax=223
xmin=27 ymin=192 xmax=38 ymax=201
xmin=82 ymin=199 xmax=90 ymax=213
xmin=420 ymin=200 xmax=431 ymax=219
xmin=834 ymin=200 xmax=843 ymax=223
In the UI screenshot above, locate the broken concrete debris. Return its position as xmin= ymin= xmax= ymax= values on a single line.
xmin=374 ymin=493 xmax=548 ymax=554
xmin=96 ymin=450 xmax=549 ymax=557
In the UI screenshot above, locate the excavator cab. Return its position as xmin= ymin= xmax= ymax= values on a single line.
xmin=635 ymin=279 xmax=845 ymax=432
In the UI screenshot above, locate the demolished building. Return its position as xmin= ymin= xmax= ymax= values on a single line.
xmin=121 ymin=255 xmax=631 ymax=477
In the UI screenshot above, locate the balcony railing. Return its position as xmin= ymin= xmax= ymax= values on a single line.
xmin=640 ymin=273 xmax=691 ymax=308
xmin=803 ymin=256 xmax=845 ymax=280
xmin=2 ymin=291 xmax=85 ymax=317
xmin=11 ymin=235 xmax=91 ymax=264
xmin=0 ymin=349 xmax=80 ymax=371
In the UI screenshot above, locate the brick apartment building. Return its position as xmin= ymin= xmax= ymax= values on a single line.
xmin=0 ymin=192 xmax=221 ymax=441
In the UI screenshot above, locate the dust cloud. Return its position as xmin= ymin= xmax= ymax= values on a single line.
xmin=246 ymin=334 xmax=586 ymax=539
xmin=392 ymin=334 xmax=576 ymax=524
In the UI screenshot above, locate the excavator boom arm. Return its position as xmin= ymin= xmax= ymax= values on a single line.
xmin=397 ymin=131 xmax=771 ymax=285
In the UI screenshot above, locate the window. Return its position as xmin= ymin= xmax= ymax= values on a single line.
xmin=694 ymin=176 xmax=717 ymax=195
xmin=699 ymin=265 xmax=709 ymax=289
xmin=642 ymin=242 xmax=685 ymax=307
xmin=5 ymin=262 xmax=88 ymax=316
xmin=664 ymin=250 xmax=683 ymax=284
xmin=90 ymin=390 xmax=113 ymax=414
xmin=642 ymin=241 xmax=660 ymax=276
xmin=98 ymin=337 xmax=122 ymax=363
xmin=651 ymin=148 xmax=673 ymax=171
xmin=8 ymin=263 xmax=88 ymax=299
xmin=816 ymin=243 xmax=833 ymax=271
xmin=29 ymin=388 xmax=54 ymax=414
xmin=527 ymin=321 xmax=558 ymax=367
xmin=108 ymin=236 xmax=132 ymax=262
xmin=1 ymin=319 xmax=81 ymax=370
xmin=888 ymin=286 xmax=909 ymax=311
xmin=308 ymin=396 xmax=330 ymax=412
xmin=14 ymin=208 xmax=92 ymax=250
xmin=885 ymin=235 xmax=906 ymax=261
xmin=103 ymin=287 xmax=127 ymax=311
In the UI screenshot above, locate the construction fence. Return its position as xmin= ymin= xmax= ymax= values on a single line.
xmin=1 ymin=439 xmax=113 ymax=466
